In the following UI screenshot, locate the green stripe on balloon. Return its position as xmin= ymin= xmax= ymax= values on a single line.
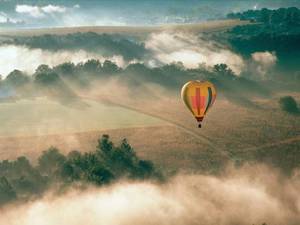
xmin=204 ymin=87 xmax=212 ymax=115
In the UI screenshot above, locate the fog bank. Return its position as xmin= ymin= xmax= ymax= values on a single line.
xmin=0 ymin=45 xmax=127 ymax=76
xmin=145 ymin=32 xmax=245 ymax=74
xmin=1 ymin=165 xmax=299 ymax=225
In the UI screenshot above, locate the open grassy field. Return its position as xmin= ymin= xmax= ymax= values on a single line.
xmin=0 ymin=93 xmax=299 ymax=173
xmin=0 ymin=19 xmax=249 ymax=37
xmin=0 ymin=97 xmax=165 ymax=137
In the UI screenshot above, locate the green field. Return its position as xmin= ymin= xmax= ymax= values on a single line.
xmin=0 ymin=98 xmax=164 ymax=137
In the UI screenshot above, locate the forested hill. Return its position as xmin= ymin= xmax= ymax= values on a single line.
xmin=227 ymin=7 xmax=300 ymax=34
xmin=223 ymin=7 xmax=300 ymax=73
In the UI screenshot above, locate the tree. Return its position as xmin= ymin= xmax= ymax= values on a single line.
xmin=102 ymin=60 xmax=119 ymax=74
xmin=97 ymin=134 xmax=113 ymax=154
xmin=83 ymin=59 xmax=102 ymax=74
xmin=120 ymin=139 xmax=135 ymax=155
xmin=54 ymin=62 xmax=76 ymax=77
xmin=60 ymin=162 xmax=78 ymax=182
xmin=0 ymin=176 xmax=16 ymax=204
xmin=35 ymin=64 xmax=52 ymax=75
xmin=76 ymin=152 xmax=113 ymax=185
xmin=5 ymin=70 xmax=30 ymax=87
xmin=279 ymin=96 xmax=299 ymax=114
xmin=213 ymin=64 xmax=235 ymax=79
xmin=137 ymin=160 xmax=155 ymax=179
xmin=85 ymin=164 xmax=113 ymax=185
xmin=38 ymin=147 xmax=66 ymax=176
xmin=34 ymin=70 xmax=60 ymax=85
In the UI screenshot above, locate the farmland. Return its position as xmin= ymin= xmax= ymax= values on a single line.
xmin=0 ymin=92 xmax=299 ymax=174
xmin=0 ymin=19 xmax=249 ymax=37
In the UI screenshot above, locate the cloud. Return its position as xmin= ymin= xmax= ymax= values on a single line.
xmin=73 ymin=4 xmax=80 ymax=9
xmin=0 ymin=11 xmax=23 ymax=25
xmin=251 ymin=51 xmax=277 ymax=77
xmin=0 ymin=12 xmax=7 ymax=23
xmin=41 ymin=5 xmax=66 ymax=14
xmin=0 ymin=45 xmax=128 ymax=76
xmin=16 ymin=5 xmax=44 ymax=18
xmin=1 ymin=165 xmax=300 ymax=225
xmin=16 ymin=4 xmax=66 ymax=18
xmin=61 ymin=14 xmax=127 ymax=27
xmin=145 ymin=32 xmax=245 ymax=74
xmin=252 ymin=51 xmax=277 ymax=67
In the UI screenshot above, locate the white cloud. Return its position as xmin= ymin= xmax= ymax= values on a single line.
xmin=0 ymin=45 xmax=129 ymax=76
xmin=16 ymin=4 xmax=66 ymax=18
xmin=73 ymin=4 xmax=80 ymax=9
xmin=16 ymin=5 xmax=44 ymax=18
xmin=145 ymin=32 xmax=245 ymax=74
xmin=252 ymin=51 xmax=277 ymax=67
xmin=0 ymin=12 xmax=7 ymax=23
xmin=41 ymin=5 xmax=66 ymax=14
xmin=251 ymin=51 xmax=277 ymax=77
xmin=0 ymin=11 xmax=23 ymax=24
xmin=60 ymin=13 xmax=127 ymax=27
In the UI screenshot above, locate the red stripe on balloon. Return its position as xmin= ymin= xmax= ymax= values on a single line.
xmin=196 ymin=88 xmax=201 ymax=115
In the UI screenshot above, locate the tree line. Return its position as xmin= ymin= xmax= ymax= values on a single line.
xmin=0 ymin=135 xmax=162 ymax=206
xmin=0 ymin=59 xmax=271 ymax=106
xmin=227 ymin=7 xmax=300 ymax=26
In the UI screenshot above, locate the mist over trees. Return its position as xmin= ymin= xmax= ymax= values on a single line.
xmin=1 ymin=32 xmax=146 ymax=61
xmin=225 ymin=7 xmax=300 ymax=74
xmin=0 ymin=9 xmax=298 ymax=109
xmin=1 ymin=8 xmax=299 ymax=85
xmin=1 ymin=131 xmax=300 ymax=207
xmin=0 ymin=135 xmax=161 ymax=206
xmin=0 ymin=58 xmax=272 ymax=106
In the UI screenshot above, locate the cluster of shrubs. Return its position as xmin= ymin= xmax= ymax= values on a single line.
xmin=0 ymin=135 xmax=161 ymax=205
xmin=279 ymin=96 xmax=299 ymax=114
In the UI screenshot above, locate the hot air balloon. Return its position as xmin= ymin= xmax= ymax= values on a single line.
xmin=181 ymin=80 xmax=216 ymax=128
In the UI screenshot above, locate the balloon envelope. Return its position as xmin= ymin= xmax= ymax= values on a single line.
xmin=181 ymin=80 xmax=216 ymax=123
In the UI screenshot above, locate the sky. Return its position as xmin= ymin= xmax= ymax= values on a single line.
xmin=0 ymin=0 xmax=300 ymax=28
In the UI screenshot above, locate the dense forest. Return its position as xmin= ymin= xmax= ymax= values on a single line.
xmin=225 ymin=7 xmax=300 ymax=73
xmin=0 ymin=135 xmax=161 ymax=206
xmin=227 ymin=7 xmax=300 ymax=27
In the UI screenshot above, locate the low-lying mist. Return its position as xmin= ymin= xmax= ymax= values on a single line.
xmin=1 ymin=165 xmax=300 ymax=225
xmin=145 ymin=32 xmax=245 ymax=75
xmin=0 ymin=44 xmax=128 ymax=76
xmin=0 ymin=31 xmax=247 ymax=77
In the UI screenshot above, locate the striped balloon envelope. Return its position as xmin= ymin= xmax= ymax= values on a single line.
xmin=181 ymin=80 xmax=216 ymax=128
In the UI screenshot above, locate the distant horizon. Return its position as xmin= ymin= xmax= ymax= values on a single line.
xmin=0 ymin=18 xmax=245 ymax=29
xmin=0 ymin=0 xmax=299 ymax=28
xmin=0 ymin=19 xmax=249 ymax=38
